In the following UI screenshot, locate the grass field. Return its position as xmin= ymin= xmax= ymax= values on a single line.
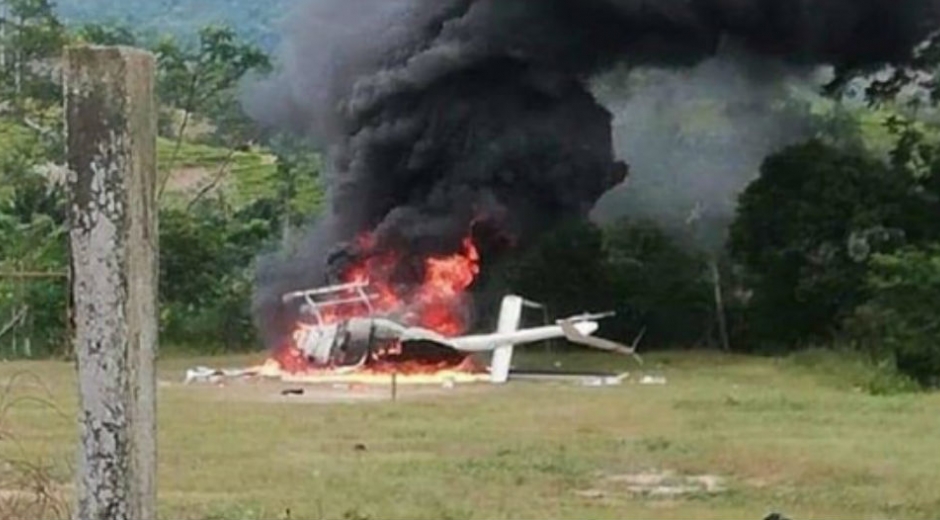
xmin=1 ymin=350 xmax=939 ymax=520
xmin=156 ymin=137 xmax=324 ymax=213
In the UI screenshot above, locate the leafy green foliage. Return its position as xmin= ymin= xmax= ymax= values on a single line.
xmin=503 ymin=220 xmax=611 ymax=319
xmin=72 ymin=22 xmax=137 ymax=46
xmin=152 ymin=23 xmax=274 ymax=207
xmin=154 ymin=135 xmax=321 ymax=350
xmin=154 ymin=25 xmax=270 ymax=143
xmin=0 ymin=118 xmax=67 ymax=357
xmin=729 ymin=130 xmax=940 ymax=385
xmin=603 ymin=221 xmax=713 ymax=346
xmin=729 ymin=140 xmax=926 ymax=345
xmin=0 ymin=12 xmax=308 ymax=354
xmin=759 ymin=34 xmax=940 ymax=385
xmin=0 ymin=0 xmax=67 ymax=108
xmin=502 ymin=219 xmax=713 ymax=348
xmin=845 ymin=246 xmax=940 ymax=386
xmin=159 ymin=200 xmax=273 ymax=349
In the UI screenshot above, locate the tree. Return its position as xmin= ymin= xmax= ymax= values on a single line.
xmin=603 ymin=220 xmax=712 ymax=347
xmin=0 ymin=48 xmax=67 ymax=358
xmin=74 ymin=22 xmax=137 ymax=46
xmin=153 ymin=24 xmax=271 ymax=197
xmin=729 ymin=140 xmax=927 ymax=346
xmin=159 ymin=199 xmax=273 ymax=348
xmin=0 ymin=0 xmax=66 ymax=109
xmin=496 ymin=219 xmax=712 ymax=349
xmin=154 ymin=25 xmax=269 ymax=125
xmin=503 ymin=219 xmax=611 ymax=318
xmin=827 ymin=31 xmax=940 ymax=182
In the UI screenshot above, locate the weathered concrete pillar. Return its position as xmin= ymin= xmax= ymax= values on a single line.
xmin=64 ymin=46 xmax=158 ymax=520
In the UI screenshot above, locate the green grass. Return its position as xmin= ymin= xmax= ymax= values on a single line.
xmin=0 ymin=119 xmax=43 ymax=202
xmin=784 ymin=347 xmax=921 ymax=395
xmin=1 ymin=351 xmax=939 ymax=520
xmin=157 ymin=138 xmax=279 ymax=209
xmin=156 ymin=137 xmax=324 ymax=213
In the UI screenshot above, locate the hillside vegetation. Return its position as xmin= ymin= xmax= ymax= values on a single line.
xmin=55 ymin=0 xmax=287 ymax=49
xmin=1 ymin=2 xmax=322 ymax=355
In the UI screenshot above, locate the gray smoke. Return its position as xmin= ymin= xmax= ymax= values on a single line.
xmin=591 ymin=44 xmax=829 ymax=252
xmin=246 ymin=0 xmax=940 ymax=347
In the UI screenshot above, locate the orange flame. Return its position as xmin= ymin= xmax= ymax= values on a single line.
xmin=414 ymin=237 xmax=480 ymax=335
xmin=269 ymin=234 xmax=482 ymax=375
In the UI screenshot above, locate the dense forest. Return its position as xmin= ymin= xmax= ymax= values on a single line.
xmin=2 ymin=0 xmax=940 ymax=391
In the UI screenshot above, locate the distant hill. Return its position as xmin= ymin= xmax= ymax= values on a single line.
xmin=54 ymin=0 xmax=289 ymax=49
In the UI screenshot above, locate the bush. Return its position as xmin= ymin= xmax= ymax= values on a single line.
xmin=0 ymin=213 xmax=68 ymax=359
xmin=159 ymin=200 xmax=275 ymax=349
xmin=844 ymin=246 xmax=940 ymax=387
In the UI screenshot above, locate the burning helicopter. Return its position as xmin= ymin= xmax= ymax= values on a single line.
xmin=281 ymin=281 xmax=642 ymax=384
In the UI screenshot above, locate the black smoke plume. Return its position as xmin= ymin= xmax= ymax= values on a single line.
xmin=246 ymin=0 xmax=940 ymax=347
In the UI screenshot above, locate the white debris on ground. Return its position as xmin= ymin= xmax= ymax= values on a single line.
xmin=639 ymin=374 xmax=668 ymax=385
xmin=577 ymin=471 xmax=726 ymax=500
xmin=184 ymin=366 xmax=257 ymax=384
xmin=606 ymin=471 xmax=726 ymax=496
xmin=580 ymin=373 xmax=630 ymax=387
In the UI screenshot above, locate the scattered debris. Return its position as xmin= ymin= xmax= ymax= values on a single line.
xmin=184 ymin=366 xmax=256 ymax=384
xmin=639 ymin=375 xmax=667 ymax=385
xmin=574 ymin=489 xmax=605 ymax=500
xmin=580 ymin=373 xmax=630 ymax=387
xmin=508 ymin=371 xmax=629 ymax=386
xmin=587 ymin=471 xmax=726 ymax=498
xmin=184 ymin=367 xmax=219 ymax=384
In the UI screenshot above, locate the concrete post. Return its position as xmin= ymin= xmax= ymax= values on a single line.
xmin=64 ymin=45 xmax=158 ymax=520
